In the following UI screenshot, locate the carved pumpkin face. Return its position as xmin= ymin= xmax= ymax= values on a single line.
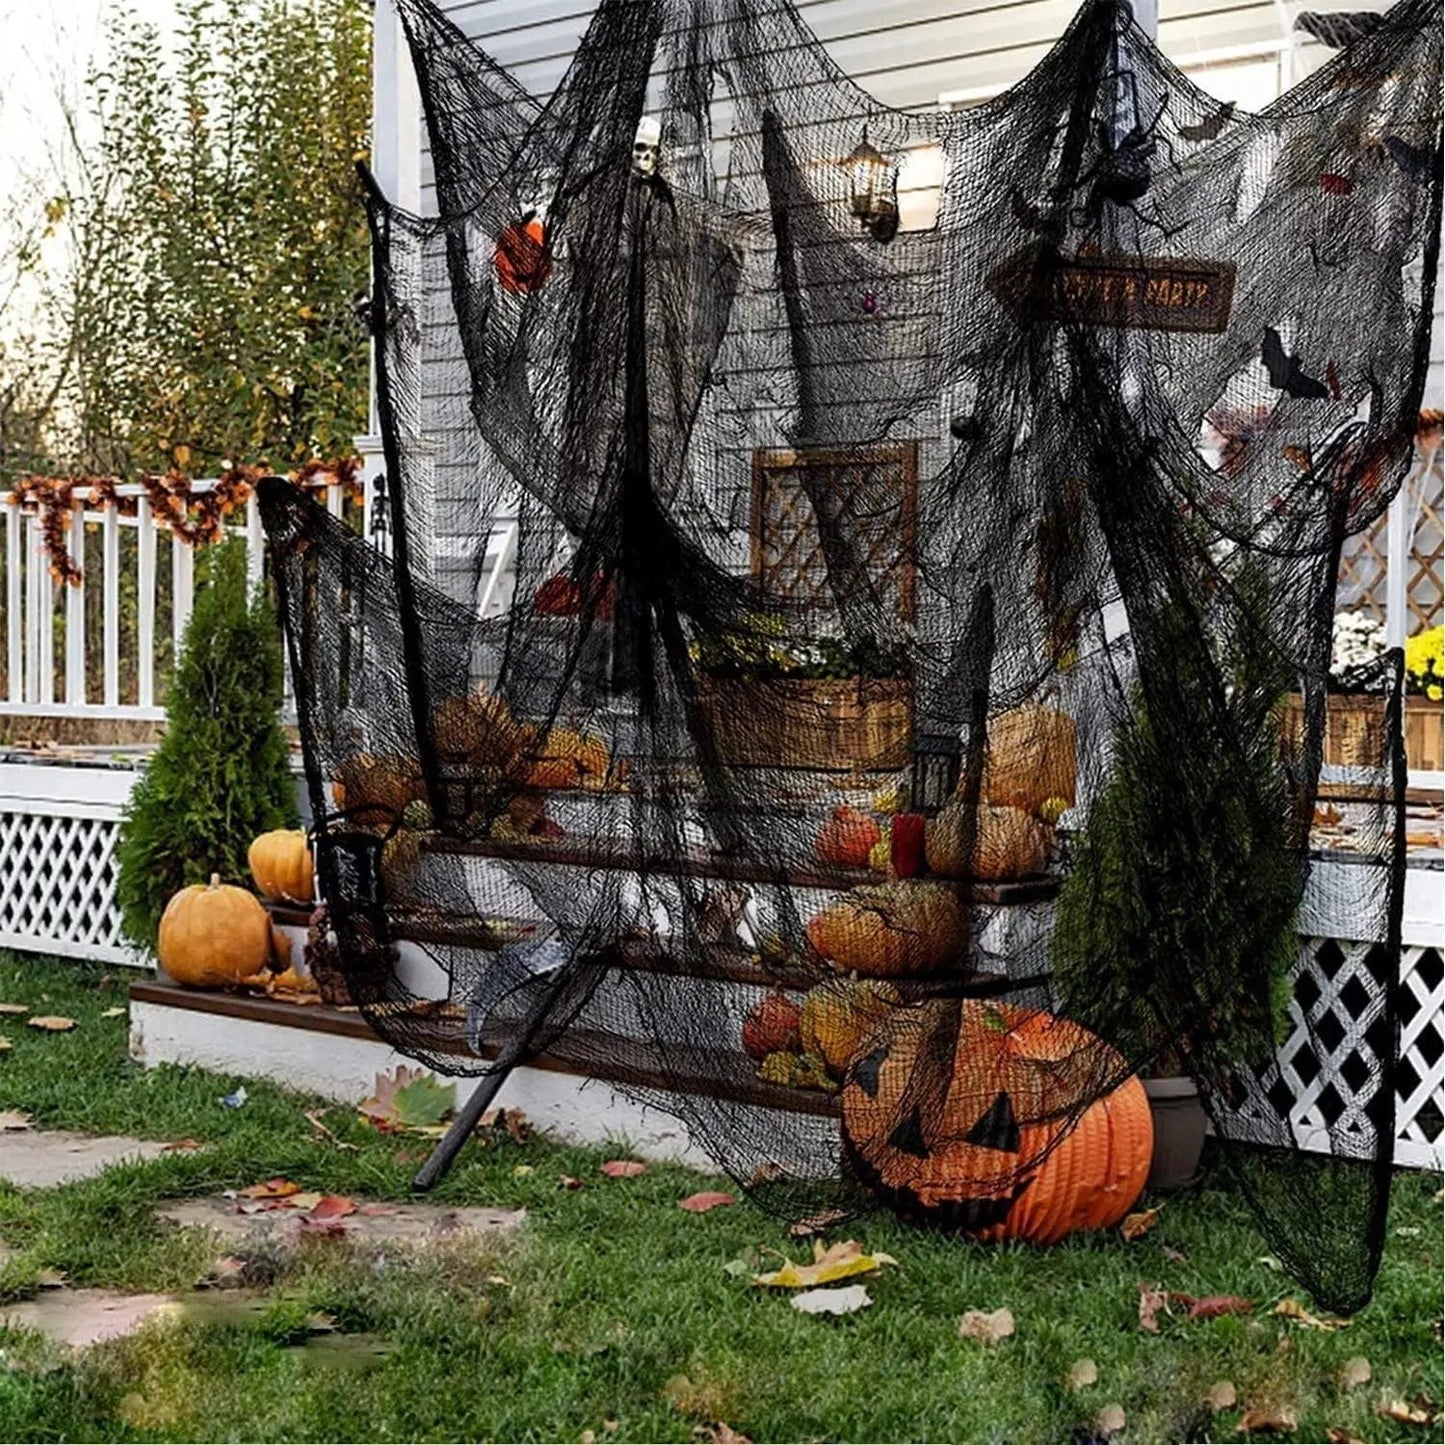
xmin=842 ymin=999 xmax=1152 ymax=1244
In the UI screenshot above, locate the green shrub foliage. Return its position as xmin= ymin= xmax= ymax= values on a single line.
xmin=116 ymin=538 xmax=296 ymax=952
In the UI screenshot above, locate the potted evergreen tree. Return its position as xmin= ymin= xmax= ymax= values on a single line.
xmin=1052 ymin=654 xmax=1299 ymax=1190
xmin=116 ymin=537 xmax=298 ymax=954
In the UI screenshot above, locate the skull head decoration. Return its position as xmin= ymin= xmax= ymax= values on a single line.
xmin=632 ymin=116 xmax=663 ymax=179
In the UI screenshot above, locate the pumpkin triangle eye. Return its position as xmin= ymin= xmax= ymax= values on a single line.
xmin=887 ymin=1106 xmax=930 ymax=1158
xmin=964 ymin=1091 xmax=1021 ymax=1152
xmin=851 ymin=1045 xmax=889 ymax=1099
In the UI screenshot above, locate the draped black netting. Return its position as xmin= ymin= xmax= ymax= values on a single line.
xmin=259 ymin=0 xmax=1442 ymax=1312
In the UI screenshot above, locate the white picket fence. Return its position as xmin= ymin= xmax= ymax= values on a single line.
xmin=0 ymin=479 xmax=351 ymax=722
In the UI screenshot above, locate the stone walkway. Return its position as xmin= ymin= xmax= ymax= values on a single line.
xmin=0 ymin=1126 xmax=525 ymax=1351
xmin=0 ymin=1130 xmax=169 ymax=1189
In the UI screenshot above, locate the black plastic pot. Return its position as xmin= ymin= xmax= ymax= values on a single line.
xmin=1144 ymin=1075 xmax=1207 ymax=1191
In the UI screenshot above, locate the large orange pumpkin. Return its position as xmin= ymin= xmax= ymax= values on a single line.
xmin=842 ymin=999 xmax=1152 ymax=1243
xmin=980 ymin=704 xmax=1077 ymax=817
xmin=158 ymin=875 xmax=273 ymax=988
xmin=525 ymin=728 xmax=611 ymax=790
xmin=248 ymin=829 xmax=314 ymax=903
xmin=432 ymin=688 xmax=524 ymax=767
xmin=805 ymin=882 xmax=965 ymax=977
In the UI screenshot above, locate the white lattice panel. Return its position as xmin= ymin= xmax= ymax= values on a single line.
xmin=1216 ymin=937 xmax=1444 ymax=1171
xmin=0 ymin=808 xmax=139 ymax=966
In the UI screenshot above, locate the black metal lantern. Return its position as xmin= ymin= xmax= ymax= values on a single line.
xmin=910 ymin=731 xmax=962 ymax=815
xmin=840 ymin=128 xmax=899 ymax=242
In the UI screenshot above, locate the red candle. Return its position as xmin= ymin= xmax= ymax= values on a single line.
xmin=891 ymin=812 xmax=926 ymax=878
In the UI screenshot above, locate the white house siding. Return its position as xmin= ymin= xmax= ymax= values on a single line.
xmin=380 ymin=0 xmax=1445 ymax=605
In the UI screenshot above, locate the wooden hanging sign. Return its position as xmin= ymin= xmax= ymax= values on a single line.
xmin=988 ymin=244 xmax=1237 ymax=334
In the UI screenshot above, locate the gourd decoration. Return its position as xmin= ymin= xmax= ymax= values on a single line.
xmin=841 ymin=999 xmax=1152 ymax=1243
xmin=925 ymin=799 xmax=1051 ymax=881
xmin=815 ymin=805 xmax=881 ymax=867
xmin=431 ymin=688 xmax=524 ymax=767
xmin=493 ymin=216 xmax=552 ymax=295
xmin=805 ymin=881 xmax=966 ymax=976
xmin=330 ymin=753 xmax=423 ymax=827
xmin=799 ymin=976 xmax=901 ymax=1077
xmin=979 ymin=704 xmax=1077 ymax=817
xmin=157 ymin=874 xmax=273 ymax=988
xmin=248 ymin=829 xmax=314 ymax=903
xmin=525 ymin=727 xmax=611 ymax=790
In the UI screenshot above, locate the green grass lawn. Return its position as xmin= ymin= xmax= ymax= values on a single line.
xmin=0 ymin=953 xmax=1439 ymax=1444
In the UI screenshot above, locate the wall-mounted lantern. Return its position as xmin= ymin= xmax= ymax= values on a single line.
xmin=840 ymin=128 xmax=899 ymax=242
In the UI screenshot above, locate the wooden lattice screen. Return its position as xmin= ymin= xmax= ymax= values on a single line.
xmin=1338 ymin=423 xmax=1443 ymax=631
xmin=750 ymin=444 xmax=918 ymax=619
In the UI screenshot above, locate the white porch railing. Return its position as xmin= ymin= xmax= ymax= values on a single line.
xmin=0 ymin=479 xmax=351 ymax=722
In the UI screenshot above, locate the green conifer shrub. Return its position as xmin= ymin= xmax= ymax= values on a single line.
xmin=115 ymin=537 xmax=297 ymax=953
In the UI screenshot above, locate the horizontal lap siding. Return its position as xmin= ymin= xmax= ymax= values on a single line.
xmin=414 ymin=0 xmax=1443 ymax=590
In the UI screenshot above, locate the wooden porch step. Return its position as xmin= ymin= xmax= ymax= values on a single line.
xmin=127 ymin=977 xmax=841 ymax=1118
xmin=422 ymin=833 xmax=1060 ymax=905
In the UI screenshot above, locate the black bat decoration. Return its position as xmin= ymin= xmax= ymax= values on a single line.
xmin=1262 ymin=327 xmax=1331 ymax=400
xmin=1179 ymin=102 xmax=1235 ymax=142
xmin=1010 ymin=188 xmax=1050 ymax=233
xmin=1295 ymin=10 xmax=1385 ymax=47
xmin=1382 ymin=135 xmax=1436 ymax=183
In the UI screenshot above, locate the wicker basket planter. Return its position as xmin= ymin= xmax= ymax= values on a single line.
xmin=1281 ymin=693 xmax=1443 ymax=773
xmin=696 ymin=676 xmax=912 ymax=771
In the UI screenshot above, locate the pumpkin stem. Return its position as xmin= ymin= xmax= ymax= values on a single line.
xmin=209 ymin=873 xmax=221 ymax=889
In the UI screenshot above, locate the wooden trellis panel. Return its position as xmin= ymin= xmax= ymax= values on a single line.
xmin=1338 ymin=429 xmax=1443 ymax=631
xmin=751 ymin=444 xmax=918 ymax=619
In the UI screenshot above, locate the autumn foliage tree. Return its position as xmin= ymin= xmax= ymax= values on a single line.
xmin=25 ymin=0 xmax=372 ymax=477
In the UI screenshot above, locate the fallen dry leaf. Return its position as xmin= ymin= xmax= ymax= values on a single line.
xmin=679 ymin=1191 xmax=736 ymax=1213
xmin=958 ymin=1307 xmax=1014 ymax=1343
xmin=789 ymin=1207 xmax=848 ymax=1239
xmin=558 ymin=1175 xmax=585 ymax=1190
xmin=1065 ymin=1359 xmax=1098 ymax=1391
xmin=1239 ymin=1404 xmax=1298 ymax=1433
xmin=99 ymin=1006 xmax=125 ymax=1019
xmin=0 ymin=1109 xmax=34 ymax=1131
xmin=1337 ymin=1356 xmax=1371 ymax=1392
xmin=26 ymin=1015 xmax=75 ymax=1032
xmin=238 ymin=1177 xmax=300 ymax=1200
xmin=160 ymin=1138 xmax=203 ymax=1153
xmin=1325 ymin=1429 xmax=1364 ymax=1443
xmin=287 ymin=1192 xmax=324 ymax=1211
xmin=199 ymin=1255 xmax=247 ymax=1289
xmin=1188 ymin=1294 xmax=1254 ymax=1320
xmin=296 ymin=1216 xmax=348 ymax=1238
xmin=356 ymin=1204 xmax=395 ymax=1217
xmin=1377 ymin=1398 xmax=1439 ymax=1427
xmin=1120 ymin=1207 xmax=1160 ymax=1241
xmin=1160 ymin=1244 xmax=1187 ymax=1263
xmin=35 ymin=1267 xmax=67 ymax=1288
xmin=0 ymin=1003 xmax=28 ymax=1015
xmin=693 ymin=1426 xmax=751 ymax=1444
xmin=359 ymin=1065 xmax=454 ymax=1133
xmin=1138 ymin=1283 xmax=1168 ymax=1333
xmin=513 ymin=1165 xmax=535 ymax=1178
xmin=304 ymin=1310 xmax=338 ymax=1333
xmin=309 ymin=1194 xmax=356 ymax=1220
xmin=791 ymin=1284 xmax=871 ymax=1316
xmin=1274 ymin=1298 xmax=1348 ymax=1330
xmin=0 ymin=1036 xmax=11 ymax=1052
xmin=1095 ymin=1404 xmax=1126 ymax=1437
xmin=1203 ymin=1381 xmax=1238 ymax=1411
xmin=478 ymin=1106 xmax=532 ymax=1145
xmin=752 ymin=1239 xmax=897 ymax=1290
xmin=599 ymin=1160 xmax=648 ymax=1178
xmin=304 ymin=1109 xmax=358 ymax=1152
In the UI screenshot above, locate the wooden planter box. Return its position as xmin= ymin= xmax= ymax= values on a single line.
xmin=1281 ymin=693 xmax=1443 ymax=774
xmin=696 ymin=676 xmax=912 ymax=771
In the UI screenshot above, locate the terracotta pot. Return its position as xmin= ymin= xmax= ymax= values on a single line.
xmin=1143 ymin=1075 xmax=1206 ymax=1191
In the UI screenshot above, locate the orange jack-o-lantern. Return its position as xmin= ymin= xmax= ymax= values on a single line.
xmin=842 ymin=999 xmax=1151 ymax=1243
xmin=494 ymin=217 xmax=552 ymax=295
